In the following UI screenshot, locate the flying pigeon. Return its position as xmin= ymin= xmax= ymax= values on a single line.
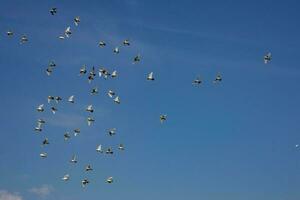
xmin=20 ymin=35 xmax=28 ymax=44
xmin=108 ymin=128 xmax=116 ymax=136
xmin=114 ymin=96 xmax=120 ymax=104
xmin=74 ymin=16 xmax=80 ymax=26
xmin=50 ymin=8 xmax=57 ymax=15
xmin=51 ymin=106 xmax=57 ymax=114
xmin=123 ymin=39 xmax=130 ymax=46
xmin=86 ymin=105 xmax=94 ymax=113
xmin=37 ymin=119 xmax=45 ymax=125
xmin=58 ymin=36 xmax=65 ymax=40
xmin=37 ymin=104 xmax=44 ymax=112
xmin=133 ymin=54 xmax=141 ymax=64
xmin=96 ymin=145 xmax=103 ymax=153
xmin=55 ymin=96 xmax=62 ymax=103
xmin=40 ymin=152 xmax=47 ymax=158
xmin=213 ymin=73 xmax=222 ymax=83
xmin=68 ymin=95 xmax=75 ymax=103
xmin=91 ymin=87 xmax=98 ymax=95
xmin=64 ymin=132 xmax=71 ymax=140
xmin=35 ymin=123 xmax=42 ymax=132
xmin=88 ymin=67 xmax=96 ymax=83
xmin=42 ymin=138 xmax=49 ymax=146
xmin=79 ymin=65 xmax=87 ymax=75
xmin=47 ymin=96 xmax=54 ymax=103
xmin=160 ymin=114 xmax=167 ymax=123
xmin=106 ymin=177 xmax=113 ymax=183
xmin=65 ymin=26 xmax=71 ymax=38
xmin=49 ymin=61 xmax=56 ymax=67
xmin=147 ymin=72 xmax=154 ymax=81
xmin=46 ymin=67 xmax=53 ymax=76
xmin=113 ymin=47 xmax=120 ymax=54
xmin=7 ymin=30 xmax=13 ymax=37
xmin=106 ymin=147 xmax=113 ymax=154
xmin=70 ymin=155 xmax=77 ymax=163
xmin=99 ymin=68 xmax=110 ymax=78
xmin=108 ymin=90 xmax=115 ymax=98
xmin=193 ymin=77 xmax=202 ymax=85
xmin=87 ymin=117 xmax=95 ymax=126
xmin=118 ymin=144 xmax=125 ymax=150
xmin=99 ymin=41 xmax=106 ymax=47
xmin=111 ymin=70 xmax=117 ymax=78
xmin=81 ymin=179 xmax=89 ymax=187
xmin=264 ymin=52 xmax=272 ymax=64
xmin=62 ymin=174 xmax=70 ymax=181
xmin=85 ymin=165 xmax=93 ymax=171
xmin=74 ymin=129 xmax=80 ymax=136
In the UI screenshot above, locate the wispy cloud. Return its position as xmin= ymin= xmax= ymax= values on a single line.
xmin=28 ymin=185 xmax=53 ymax=198
xmin=0 ymin=190 xmax=22 ymax=200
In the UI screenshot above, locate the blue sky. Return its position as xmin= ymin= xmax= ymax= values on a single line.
xmin=0 ymin=0 xmax=300 ymax=199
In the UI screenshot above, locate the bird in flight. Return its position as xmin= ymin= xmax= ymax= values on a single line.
xmin=50 ymin=8 xmax=57 ymax=15
xmin=264 ymin=52 xmax=272 ymax=64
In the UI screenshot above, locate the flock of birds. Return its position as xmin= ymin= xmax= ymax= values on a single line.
xmin=6 ymin=7 xmax=276 ymax=188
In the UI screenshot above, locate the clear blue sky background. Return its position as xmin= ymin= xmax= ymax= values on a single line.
xmin=0 ymin=0 xmax=300 ymax=200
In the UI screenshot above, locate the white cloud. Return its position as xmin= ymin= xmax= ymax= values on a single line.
xmin=0 ymin=190 xmax=22 ymax=200
xmin=28 ymin=185 xmax=53 ymax=198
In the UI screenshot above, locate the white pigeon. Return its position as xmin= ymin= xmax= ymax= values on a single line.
xmin=123 ymin=39 xmax=130 ymax=46
xmin=38 ymin=119 xmax=45 ymax=124
xmin=55 ymin=96 xmax=62 ymax=103
xmin=114 ymin=96 xmax=120 ymax=104
xmin=96 ymin=144 xmax=103 ymax=153
xmin=74 ymin=129 xmax=80 ymax=136
xmin=81 ymin=179 xmax=89 ymax=187
xmin=74 ymin=16 xmax=80 ymax=26
xmin=147 ymin=72 xmax=154 ymax=81
xmin=213 ymin=73 xmax=222 ymax=83
xmin=86 ymin=105 xmax=94 ymax=113
xmin=87 ymin=117 xmax=95 ymax=126
xmin=65 ymin=26 xmax=71 ymax=38
xmin=58 ymin=36 xmax=65 ymax=40
xmin=160 ymin=114 xmax=167 ymax=123
xmin=47 ymin=96 xmax=54 ymax=103
xmin=62 ymin=174 xmax=70 ymax=181
xmin=85 ymin=165 xmax=93 ymax=171
xmin=35 ymin=123 xmax=42 ymax=132
xmin=118 ymin=144 xmax=125 ymax=150
xmin=51 ymin=106 xmax=57 ymax=114
xmin=68 ymin=95 xmax=75 ymax=103
xmin=40 ymin=152 xmax=47 ymax=158
xmin=20 ymin=35 xmax=28 ymax=44
xmin=111 ymin=70 xmax=117 ymax=78
xmin=193 ymin=77 xmax=202 ymax=85
xmin=50 ymin=7 xmax=57 ymax=15
xmin=106 ymin=147 xmax=113 ymax=154
xmin=79 ymin=65 xmax=87 ymax=75
xmin=99 ymin=41 xmax=106 ymax=47
xmin=108 ymin=90 xmax=115 ymax=98
xmin=64 ymin=132 xmax=71 ymax=140
xmin=113 ymin=47 xmax=120 ymax=54
xmin=70 ymin=155 xmax=77 ymax=163
xmin=46 ymin=67 xmax=53 ymax=76
xmin=106 ymin=177 xmax=113 ymax=183
xmin=7 ymin=30 xmax=13 ymax=36
xmin=108 ymin=128 xmax=116 ymax=136
xmin=37 ymin=104 xmax=44 ymax=112
xmin=264 ymin=52 xmax=272 ymax=64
